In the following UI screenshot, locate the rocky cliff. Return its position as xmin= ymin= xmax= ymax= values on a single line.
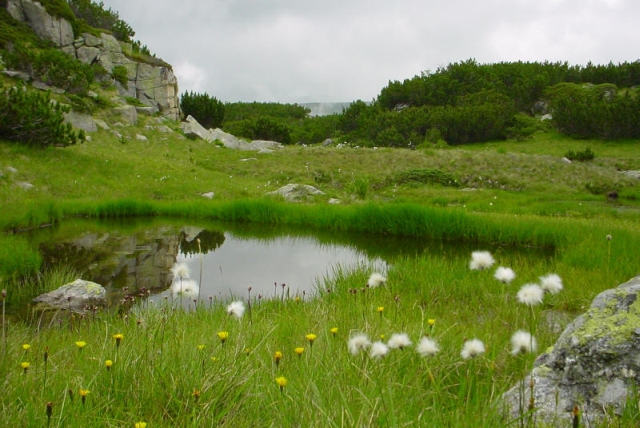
xmin=5 ymin=0 xmax=180 ymax=120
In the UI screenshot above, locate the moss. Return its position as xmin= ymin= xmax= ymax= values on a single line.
xmin=574 ymin=289 xmax=640 ymax=347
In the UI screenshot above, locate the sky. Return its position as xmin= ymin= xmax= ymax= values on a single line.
xmin=99 ymin=0 xmax=640 ymax=104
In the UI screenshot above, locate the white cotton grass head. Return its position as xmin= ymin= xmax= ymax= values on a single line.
xmin=510 ymin=330 xmax=537 ymax=356
xmin=348 ymin=333 xmax=372 ymax=356
xmin=516 ymin=283 xmax=544 ymax=306
xmin=387 ymin=333 xmax=412 ymax=350
xmin=416 ymin=336 xmax=440 ymax=357
xmin=367 ymin=272 xmax=387 ymax=287
xmin=494 ymin=266 xmax=516 ymax=284
xmin=370 ymin=341 xmax=390 ymax=359
xmin=171 ymin=279 xmax=199 ymax=298
xmin=461 ymin=338 xmax=485 ymax=359
xmin=469 ymin=251 xmax=495 ymax=270
xmin=171 ymin=262 xmax=190 ymax=279
xmin=226 ymin=300 xmax=246 ymax=319
xmin=539 ymin=273 xmax=563 ymax=294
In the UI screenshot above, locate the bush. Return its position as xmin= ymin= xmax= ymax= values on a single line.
xmin=112 ymin=65 xmax=128 ymax=88
xmin=565 ymin=147 xmax=595 ymax=162
xmin=67 ymin=0 xmax=134 ymax=42
xmin=180 ymin=91 xmax=225 ymax=129
xmin=0 ymin=86 xmax=85 ymax=147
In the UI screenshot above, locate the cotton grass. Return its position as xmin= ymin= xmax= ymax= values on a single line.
xmin=469 ymin=251 xmax=495 ymax=270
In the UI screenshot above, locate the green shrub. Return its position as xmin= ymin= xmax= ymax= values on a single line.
xmin=565 ymin=147 xmax=595 ymax=162
xmin=0 ymin=86 xmax=85 ymax=147
xmin=394 ymin=168 xmax=459 ymax=187
xmin=112 ymin=65 xmax=128 ymax=88
xmin=180 ymin=91 xmax=225 ymax=129
xmin=67 ymin=0 xmax=134 ymax=42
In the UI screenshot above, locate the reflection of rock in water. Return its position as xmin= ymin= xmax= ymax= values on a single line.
xmin=38 ymin=227 xmax=223 ymax=294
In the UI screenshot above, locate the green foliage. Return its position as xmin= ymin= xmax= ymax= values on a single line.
xmin=67 ymin=0 xmax=135 ymax=42
xmin=224 ymin=101 xmax=309 ymax=122
xmin=0 ymin=7 xmax=47 ymax=49
xmin=245 ymin=116 xmax=293 ymax=145
xmin=506 ymin=113 xmax=541 ymax=141
xmin=111 ymin=65 xmax=128 ymax=88
xmin=0 ymin=86 xmax=85 ymax=147
xmin=3 ymin=43 xmax=95 ymax=93
xmin=180 ymin=91 xmax=225 ymax=129
xmin=37 ymin=0 xmax=77 ymax=22
xmin=545 ymin=83 xmax=640 ymax=139
xmin=565 ymin=147 xmax=595 ymax=162
xmin=0 ymin=235 xmax=41 ymax=278
xmin=291 ymin=114 xmax=341 ymax=145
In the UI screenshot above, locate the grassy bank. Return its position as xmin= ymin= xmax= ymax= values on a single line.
xmin=1 ymin=108 xmax=640 ymax=426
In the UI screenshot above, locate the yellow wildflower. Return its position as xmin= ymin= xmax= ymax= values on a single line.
xmin=113 ymin=333 xmax=124 ymax=347
xmin=217 ymin=331 xmax=229 ymax=344
xmin=135 ymin=423 xmax=147 ymax=428
xmin=274 ymin=351 xmax=283 ymax=366
xmin=105 ymin=360 xmax=113 ymax=370
xmin=21 ymin=361 xmax=30 ymax=373
xmin=330 ymin=327 xmax=338 ymax=336
xmin=75 ymin=341 xmax=86 ymax=350
xmin=275 ymin=376 xmax=287 ymax=392
xmin=305 ymin=333 xmax=317 ymax=345
xmin=295 ymin=347 xmax=304 ymax=357
xmin=22 ymin=344 xmax=31 ymax=351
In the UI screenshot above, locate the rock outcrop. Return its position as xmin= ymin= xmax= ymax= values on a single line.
xmin=267 ymin=184 xmax=325 ymax=202
xmin=503 ymin=275 xmax=640 ymax=426
xmin=32 ymin=279 xmax=106 ymax=313
xmin=180 ymin=116 xmax=284 ymax=151
xmin=5 ymin=0 xmax=179 ymax=120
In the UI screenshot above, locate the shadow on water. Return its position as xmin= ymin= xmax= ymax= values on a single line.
xmin=17 ymin=216 xmax=555 ymax=315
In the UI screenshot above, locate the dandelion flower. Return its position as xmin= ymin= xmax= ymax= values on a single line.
xmin=539 ymin=273 xmax=563 ymax=294
xmin=416 ymin=337 xmax=440 ymax=357
xmin=21 ymin=362 xmax=30 ymax=373
xmin=510 ymin=330 xmax=537 ymax=356
xmin=348 ymin=333 xmax=371 ymax=355
xmin=330 ymin=327 xmax=338 ymax=336
xmin=197 ymin=344 xmax=205 ymax=351
xmin=517 ymin=283 xmax=544 ymax=306
xmin=461 ymin=338 xmax=485 ymax=359
xmin=171 ymin=279 xmax=199 ymax=298
xmin=387 ymin=333 xmax=412 ymax=350
xmin=79 ymin=388 xmax=89 ymax=405
xmin=135 ymin=423 xmax=147 ymax=428
xmin=75 ymin=341 xmax=86 ymax=350
xmin=217 ymin=331 xmax=229 ymax=344
xmin=226 ymin=300 xmax=246 ymax=319
xmin=113 ymin=333 xmax=124 ymax=347
xmin=370 ymin=341 xmax=389 ymax=359
xmin=171 ymin=262 xmax=190 ymax=279
xmin=306 ymin=333 xmax=317 ymax=345
xmin=494 ymin=266 xmax=516 ymax=284
xmin=276 ymin=376 xmax=287 ymax=392
xmin=367 ymin=272 xmax=387 ymax=287
xmin=22 ymin=344 xmax=31 ymax=351
xmin=295 ymin=347 xmax=304 ymax=357
xmin=469 ymin=251 xmax=495 ymax=270
xmin=377 ymin=306 xmax=384 ymax=314
xmin=105 ymin=359 xmax=113 ymax=370
xmin=274 ymin=351 xmax=283 ymax=366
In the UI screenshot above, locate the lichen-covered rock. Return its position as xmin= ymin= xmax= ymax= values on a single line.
xmin=267 ymin=184 xmax=325 ymax=202
xmin=503 ymin=275 xmax=640 ymax=426
xmin=32 ymin=279 xmax=107 ymax=313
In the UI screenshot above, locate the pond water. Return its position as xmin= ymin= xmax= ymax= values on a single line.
xmin=21 ymin=217 xmax=554 ymax=308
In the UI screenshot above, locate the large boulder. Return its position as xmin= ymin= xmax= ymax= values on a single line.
xmin=6 ymin=0 xmax=74 ymax=47
xmin=503 ymin=275 xmax=640 ymax=426
xmin=32 ymin=279 xmax=107 ymax=313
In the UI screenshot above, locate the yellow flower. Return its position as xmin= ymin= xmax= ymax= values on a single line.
xmin=211 ymin=357 xmax=219 ymax=362
xmin=192 ymin=389 xmax=200 ymax=401
xmin=275 ymin=376 xmax=287 ymax=391
xmin=79 ymin=388 xmax=90 ymax=397
xmin=197 ymin=344 xmax=205 ymax=351
xmin=274 ymin=351 xmax=283 ymax=366
xmin=217 ymin=331 xmax=229 ymax=344
xmin=75 ymin=341 xmax=86 ymax=349
xmin=330 ymin=327 xmax=338 ymax=336
xmin=113 ymin=333 xmax=124 ymax=347
xmin=22 ymin=344 xmax=31 ymax=351
xmin=377 ymin=306 xmax=384 ymax=313
xmin=21 ymin=361 xmax=30 ymax=373
xmin=294 ymin=347 xmax=304 ymax=357
xmin=428 ymin=319 xmax=436 ymax=326
xmin=244 ymin=348 xmax=251 ymax=355
xmin=380 ymin=334 xmax=385 ymax=340
xmin=305 ymin=333 xmax=317 ymax=345
xmin=105 ymin=360 xmax=113 ymax=370
xmin=135 ymin=423 xmax=147 ymax=428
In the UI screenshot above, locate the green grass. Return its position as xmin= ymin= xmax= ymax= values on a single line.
xmin=0 ymin=86 xmax=639 ymax=426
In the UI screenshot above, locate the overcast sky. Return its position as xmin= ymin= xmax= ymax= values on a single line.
xmin=100 ymin=0 xmax=639 ymax=104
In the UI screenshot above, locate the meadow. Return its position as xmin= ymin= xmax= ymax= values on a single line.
xmin=1 ymin=109 xmax=640 ymax=427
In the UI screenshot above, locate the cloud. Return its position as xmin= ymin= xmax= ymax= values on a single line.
xmin=102 ymin=0 xmax=640 ymax=103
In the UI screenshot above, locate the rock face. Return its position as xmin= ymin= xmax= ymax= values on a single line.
xmin=503 ymin=275 xmax=640 ymax=426
xmin=180 ymin=116 xmax=284 ymax=151
xmin=5 ymin=0 xmax=180 ymax=120
xmin=32 ymin=279 xmax=106 ymax=313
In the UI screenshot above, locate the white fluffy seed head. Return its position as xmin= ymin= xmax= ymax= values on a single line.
xmin=539 ymin=273 xmax=563 ymax=294
xmin=469 ymin=251 xmax=495 ymax=270
xmin=510 ymin=330 xmax=537 ymax=356
xmin=226 ymin=300 xmax=246 ymax=319
xmin=461 ymin=338 xmax=485 ymax=359
xmin=494 ymin=266 xmax=516 ymax=284
xmin=387 ymin=333 xmax=412 ymax=350
xmin=370 ymin=341 xmax=390 ymax=359
xmin=367 ymin=272 xmax=387 ymax=287
xmin=348 ymin=333 xmax=371 ymax=355
xmin=416 ymin=337 xmax=440 ymax=357
xmin=517 ymin=283 xmax=544 ymax=306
